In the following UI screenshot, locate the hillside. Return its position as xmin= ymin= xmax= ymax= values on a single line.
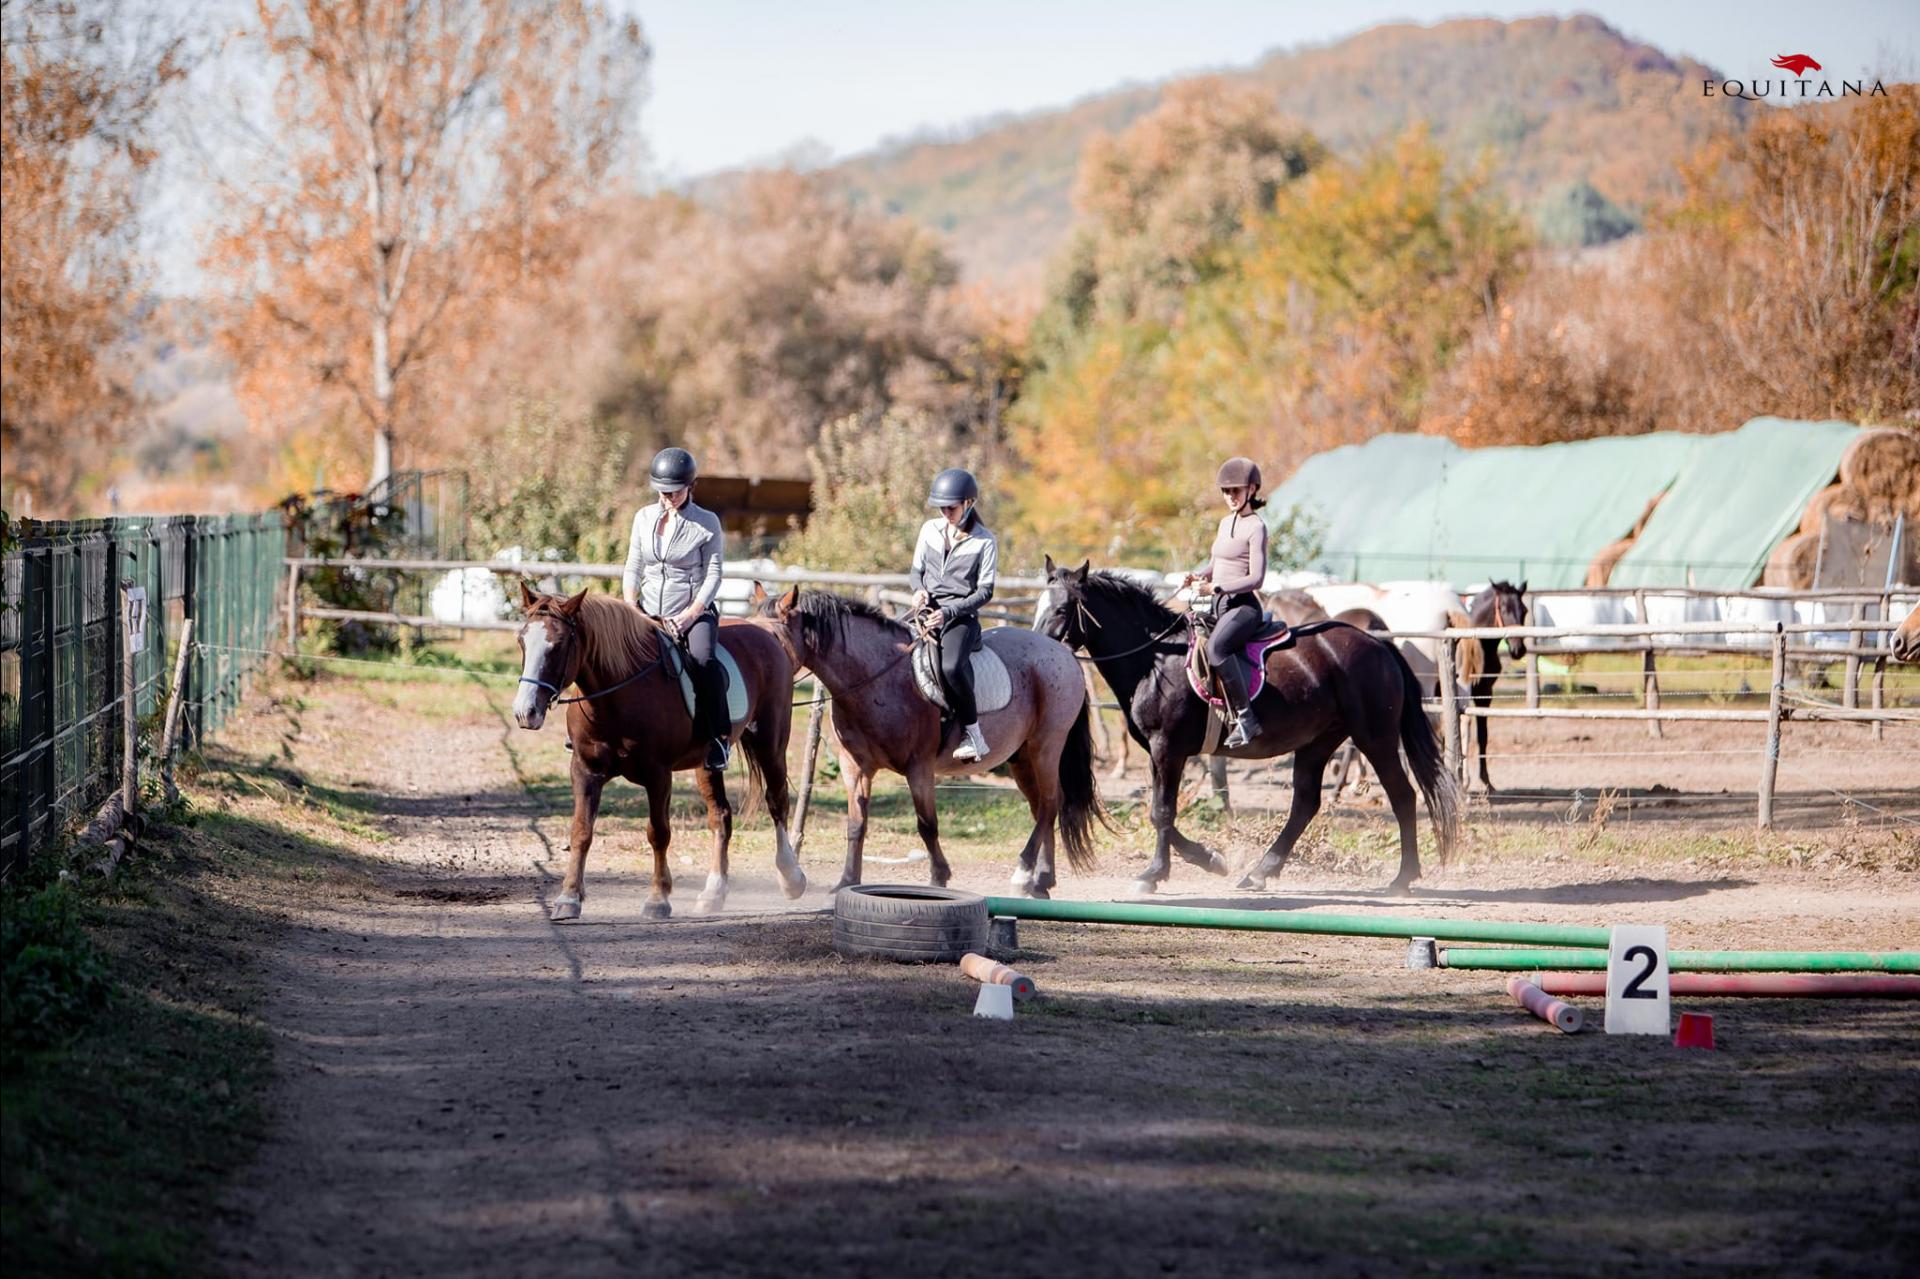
xmin=828 ymin=14 xmax=1742 ymax=291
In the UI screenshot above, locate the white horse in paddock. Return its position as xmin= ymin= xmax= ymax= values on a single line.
xmin=1305 ymin=581 xmax=1483 ymax=697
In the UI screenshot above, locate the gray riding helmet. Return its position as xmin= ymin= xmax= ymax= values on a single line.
xmin=650 ymin=447 xmax=698 ymax=494
xmin=1216 ymin=457 xmax=1262 ymax=491
xmin=926 ymin=467 xmax=979 ymax=508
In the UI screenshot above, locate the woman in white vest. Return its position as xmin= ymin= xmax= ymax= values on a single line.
xmin=623 ymin=447 xmax=730 ymax=770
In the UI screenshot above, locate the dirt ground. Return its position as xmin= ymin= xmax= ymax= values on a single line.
xmin=202 ymin=662 xmax=1920 ymax=1276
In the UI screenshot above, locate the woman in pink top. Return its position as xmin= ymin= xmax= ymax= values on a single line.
xmin=1184 ymin=457 xmax=1281 ymax=747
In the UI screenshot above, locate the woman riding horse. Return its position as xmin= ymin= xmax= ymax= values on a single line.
xmin=910 ymin=467 xmax=1000 ymax=762
xmin=1185 ymin=457 xmax=1287 ymax=748
xmin=624 ymin=447 xmax=731 ymax=770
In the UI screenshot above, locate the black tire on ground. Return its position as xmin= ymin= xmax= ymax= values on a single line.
xmin=832 ymin=884 xmax=988 ymax=963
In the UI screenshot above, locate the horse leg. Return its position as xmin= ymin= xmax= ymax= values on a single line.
xmin=1136 ymin=741 xmax=1220 ymax=893
xmin=1362 ymin=740 xmax=1423 ymax=895
xmin=1472 ymin=676 xmax=1495 ymax=792
xmin=832 ymin=751 xmax=874 ymax=893
xmin=1237 ymin=733 xmax=1340 ymax=891
xmin=1167 ymin=758 xmax=1230 ymax=878
xmin=551 ymin=761 xmax=606 ymax=921
xmin=690 ymin=766 xmax=733 ymax=914
xmin=641 ymin=768 xmax=674 ymax=919
xmin=1006 ymin=752 xmax=1061 ymax=899
xmin=747 ymin=721 xmax=807 ymax=899
xmin=905 ymin=762 xmax=952 ymax=889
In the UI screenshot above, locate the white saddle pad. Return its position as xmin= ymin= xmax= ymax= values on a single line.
xmin=666 ymin=644 xmax=748 ymax=723
xmin=912 ymin=634 xmax=1013 ymax=716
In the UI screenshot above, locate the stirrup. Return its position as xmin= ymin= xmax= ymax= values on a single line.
xmin=705 ymin=737 xmax=731 ymax=771
xmin=1224 ymin=711 xmax=1260 ymax=749
xmin=953 ymin=723 xmax=989 ymax=761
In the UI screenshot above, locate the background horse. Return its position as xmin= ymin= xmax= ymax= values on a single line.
xmin=512 ymin=585 xmax=806 ymax=920
xmin=1462 ymin=581 xmax=1529 ymax=790
xmin=1040 ymin=560 xmax=1458 ymax=895
xmin=761 ymin=587 xmax=1104 ymax=898
xmin=1892 ymin=600 xmax=1920 ymax=663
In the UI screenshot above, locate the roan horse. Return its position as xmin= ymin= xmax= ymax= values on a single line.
xmin=759 ymin=587 xmax=1104 ymax=897
xmin=512 ymin=585 xmax=806 ymax=920
xmin=1039 ymin=560 xmax=1458 ymax=895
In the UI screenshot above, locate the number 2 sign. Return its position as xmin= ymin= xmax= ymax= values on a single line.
xmin=1605 ymin=924 xmax=1671 ymax=1035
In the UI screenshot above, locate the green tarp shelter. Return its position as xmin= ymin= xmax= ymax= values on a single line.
xmin=1265 ymin=418 xmax=1858 ymax=589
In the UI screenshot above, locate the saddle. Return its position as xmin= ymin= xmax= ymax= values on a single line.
xmin=659 ymin=636 xmax=749 ymax=725
xmin=910 ymin=629 xmax=1014 ymax=717
xmin=1184 ymin=611 xmax=1294 ymax=709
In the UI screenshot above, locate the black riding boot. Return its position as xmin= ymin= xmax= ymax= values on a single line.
xmin=1217 ymin=655 xmax=1262 ymax=749
xmin=697 ymin=663 xmax=731 ymax=771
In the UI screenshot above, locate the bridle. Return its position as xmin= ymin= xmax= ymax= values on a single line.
xmin=1048 ymin=584 xmax=1192 ymax=663
xmin=517 ymin=610 xmax=666 ymax=706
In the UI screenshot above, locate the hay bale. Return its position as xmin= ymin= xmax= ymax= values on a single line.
xmin=1762 ymin=532 xmax=1819 ymax=589
xmin=1838 ymin=428 xmax=1920 ymax=513
xmin=1585 ymin=538 xmax=1634 ymax=587
xmin=1798 ymin=483 xmax=1874 ymax=535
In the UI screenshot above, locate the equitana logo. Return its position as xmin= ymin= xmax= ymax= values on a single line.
xmin=1705 ymin=53 xmax=1886 ymax=98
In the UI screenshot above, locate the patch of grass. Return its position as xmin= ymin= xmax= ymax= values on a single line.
xmin=0 ymin=801 xmax=381 ymax=1274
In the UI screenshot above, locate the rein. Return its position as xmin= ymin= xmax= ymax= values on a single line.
xmin=1062 ymin=595 xmax=1192 ymax=663
xmin=519 ymin=609 xmax=669 ymax=705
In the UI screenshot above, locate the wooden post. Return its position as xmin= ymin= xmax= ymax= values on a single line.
xmin=120 ymin=583 xmax=138 ymax=821
xmin=1758 ymin=624 xmax=1786 ymax=830
xmin=284 ymin=560 xmax=301 ymax=647
xmin=792 ymin=678 xmax=827 ymax=851
xmin=1870 ymin=656 xmax=1886 ymax=743
xmin=1438 ymin=630 xmax=1462 ymax=782
xmin=160 ymin=619 xmax=195 ymax=804
xmin=1842 ymin=601 xmax=1862 ymax=709
xmin=1636 ymin=590 xmax=1661 ymax=738
xmin=1082 ymin=663 xmax=1113 ymax=759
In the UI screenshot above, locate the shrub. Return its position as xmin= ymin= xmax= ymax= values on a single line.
xmin=2 ymin=883 xmax=111 ymax=1057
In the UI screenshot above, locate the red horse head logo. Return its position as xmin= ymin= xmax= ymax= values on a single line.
xmin=1771 ymin=54 xmax=1822 ymax=75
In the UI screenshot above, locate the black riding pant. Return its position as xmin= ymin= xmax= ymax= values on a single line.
xmin=1206 ymin=594 xmax=1262 ymax=706
xmin=664 ymin=609 xmax=726 ymax=743
xmin=938 ymin=612 xmax=981 ymax=724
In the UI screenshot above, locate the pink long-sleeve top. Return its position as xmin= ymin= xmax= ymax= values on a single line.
xmin=1201 ymin=511 xmax=1268 ymax=595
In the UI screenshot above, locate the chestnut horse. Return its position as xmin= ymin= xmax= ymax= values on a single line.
xmin=759 ymin=587 xmax=1105 ymax=898
xmin=511 ymin=586 xmax=806 ymax=920
xmin=1892 ymin=601 xmax=1920 ymax=663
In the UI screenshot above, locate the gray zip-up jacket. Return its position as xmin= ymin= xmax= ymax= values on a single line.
xmin=909 ymin=513 xmax=998 ymax=617
xmin=623 ymin=500 xmax=724 ymax=617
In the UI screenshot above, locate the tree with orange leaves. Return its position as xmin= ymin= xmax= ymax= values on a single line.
xmin=1 ymin=0 xmax=185 ymax=515
xmin=207 ymin=1 xmax=648 ymax=491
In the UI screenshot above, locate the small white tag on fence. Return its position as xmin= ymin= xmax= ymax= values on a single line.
xmin=1604 ymin=924 xmax=1671 ymax=1035
xmin=125 ymin=586 xmax=149 ymax=654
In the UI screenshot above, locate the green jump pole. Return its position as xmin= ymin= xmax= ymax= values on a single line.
xmin=1439 ymin=947 xmax=1920 ymax=974
xmin=979 ymin=897 xmax=1611 ymax=949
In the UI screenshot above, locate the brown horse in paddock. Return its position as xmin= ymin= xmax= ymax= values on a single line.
xmin=758 ymin=586 xmax=1104 ymax=898
xmin=1462 ymin=581 xmax=1529 ymax=792
xmin=1039 ymin=561 xmax=1458 ymax=895
xmin=1893 ymin=601 xmax=1920 ymax=663
xmin=511 ymin=586 xmax=806 ymax=920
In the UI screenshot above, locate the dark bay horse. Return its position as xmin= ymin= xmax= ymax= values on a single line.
xmin=760 ymin=587 xmax=1104 ymax=898
xmin=1039 ymin=560 xmax=1458 ymax=895
xmin=512 ymin=586 xmax=806 ymax=920
xmin=1463 ymin=581 xmax=1528 ymax=792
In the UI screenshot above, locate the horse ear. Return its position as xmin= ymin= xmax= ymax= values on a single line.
xmin=749 ymin=580 xmax=769 ymax=606
xmin=777 ymin=586 xmax=799 ymax=617
xmin=558 ymin=587 xmax=588 ymax=617
xmin=1043 ymin=553 xmax=1057 ymax=576
xmin=1518 ymin=580 xmax=1528 ymax=595
xmin=519 ymin=579 xmax=537 ymax=610
xmin=1073 ymin=560 xmax=1090 ymax=582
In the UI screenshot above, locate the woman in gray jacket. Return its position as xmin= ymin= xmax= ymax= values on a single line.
xmin=910 ymin=467 xmax=999 ymax=761
xmin=624 ymin=447 xmax=731 ymax=770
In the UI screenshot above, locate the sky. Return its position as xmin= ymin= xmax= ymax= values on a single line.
xmin=147 ymin=0 xmax=1915 ymax=293
xmin=635 ymin=0 xmax=1917 ymax=178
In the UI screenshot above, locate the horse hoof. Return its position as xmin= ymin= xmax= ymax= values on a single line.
xmin=1130 ymin=878 xmax=1159 ymax=897
xmin=1384 ymin=879 xmax=1416 ymax=898
xmin=692 ymin=895 xmax=725 ymax=915
xmin=641 ymin=899 xmax=672 ymax=920
xmin=1206 ymin=851 xmax=1230 ymax=876
xmin=548 ymin=899 xmax=581 ymax=922
xmin=1235 ymin=874 xmax=1267 ymax=892
xmin=830 ymin=877 xmax=857 ymax=895
xmin=1008 ymin=866 xmax=1033 ymax=888
xmin=779 ymin=869 xmax=808 ymax=900
xmin=1024 ymin=885 xmax=1051 ymax=900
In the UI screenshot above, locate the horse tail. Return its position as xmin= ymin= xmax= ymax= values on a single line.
xmin=1394 ymin=643 xmax=1460 ymax=866
xmin=1447 ymin=609 xmax=1484 ymax=685
xmin=1056 ymin=696 xmax=1111 ymax=873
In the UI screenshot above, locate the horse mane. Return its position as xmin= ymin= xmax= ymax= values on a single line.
xmin=570 ymin=592 xmax=663 ymax=674
xmin=1076 ymin=570 xmax=1179 ymax=628
xmin=770 ymin=589 xmax=906 ymax=654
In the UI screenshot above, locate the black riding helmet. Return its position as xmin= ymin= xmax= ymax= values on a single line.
xmin=650 ymin=447 xmax=698 ymax=494
xmin=1216 ymin=457 xmax=1261 ymax=491
xmin=926 ymin=467 xmax=979 ymax=508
